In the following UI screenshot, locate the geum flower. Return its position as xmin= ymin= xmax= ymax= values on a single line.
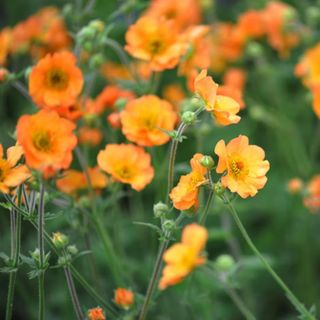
xmin=170 ymin=153 xmax=208 ymax=211
xmin=194 ymin=69 xmax=241 ymax=126
xmin=120 ymin=95 xmax=177 ymax=147
xmin=56 ymin=167 xmax=108 ymax=196
xmin=0 ymin=144 xmax=30 ymax=193
xmin=304 ymin=175 xmax=320 ymax=213
xmin=29 ymin=51 xmax=83 ymax=109
xmin=159 ymin=223 xmax=208 ymax=290
xmin=114 ymin=288 xmax=134 ymax=309
xmin=214 ymin=135 xmax=270 ymax=198
xmin=97 ymin=144 xmax=154 ymax=191
xmin=125 ymin=16 xmax=187 ymax=71
xmin=16 ymin=110 xmax=77 ymax=177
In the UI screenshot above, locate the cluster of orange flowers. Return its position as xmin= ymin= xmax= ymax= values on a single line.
xmin=0 ymin=7 xmax=70 ymax=64
xmin=288 ymin=176 xmax=320 ymax=213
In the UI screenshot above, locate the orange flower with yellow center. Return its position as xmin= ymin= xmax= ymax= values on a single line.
xmin=214 ymin=135 xmax=270 ymax=198
xmin=114 ymin=288 xmax=134 ymax=309
xmin=159 ymin=223 xmax=208 ymax=290
xmin=125 ymin=16 xmax=186 ymax=71
xmin=170 ymin=153 xmax=208 ymax=210
xmin=120 ymin=95 xmax=177 ymax=147
xmin=56 ymin=167 xmax=108 ymax=196
xmin=87 ymin=307 xmax=105 ymax=320
xmin=194 ymin=69 xmax=241 ymax=126
xmin=97 ymin=144 xmax=154 ymax=191
xmin=16 ymin=110 xmax=77 ymax=176
xmin=29 ymin=51 xmax=83 ymax=108
xmin=0 ymin=144 xmax=30 ymax=194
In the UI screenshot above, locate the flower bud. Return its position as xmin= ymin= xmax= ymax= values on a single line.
xmin=200 ymin=155 xmax=214 ymax=169
xmin=52 ymin=232 xmax=69 ymax=249
xmin=89 ymin=54 xmax=105 ymax=69
xmin=114 ymin=288 xmax=134 ymax=310
xmin=162 ymin=219 xmax=176 ymax=233
xmin=182 ymin=111 xmax=197 ymax=125
xmin=58 ymin=255 xmax=71 ymax=266
xmin=31 ymin=248 xmax=40 ymax=261
xmin=89 ymin=20 xmax=105 ymax=33
xmin=214 ymin=254 xmax=235 ymax=272
xmin=246 ymin=42 xmax=263 ymax=58
xmin=214 ymin=181 xmax=225 ymax=196
xmin=67 ymin=245 xmax=78 ymax=255
xmin=153 ymin=201 xmax=169 ymax=219
xmin=114 ymin=97 xmax=128 ymax=110
xmin=88 ymin=307 xmax=106 ymax=320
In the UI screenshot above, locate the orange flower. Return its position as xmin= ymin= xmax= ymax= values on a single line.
xmin=29 ymin=51 xmax=83 ymax=108
xmin=10 ymin=7 xmax=71 ymax=59
xmin=97 ymin=144 xmax=154 ymax=191
xmin=100 ymin=62 xmax=132 ymax=82
xmin=162 ymin=84 xmax=185 ymax=110
xmin=170 ymin=153 xmax=208 ymax=211
xmin=304 ymin=175 xmax=320 ymax=213
xmin=214 ymin=135 xmax=270 ymax=198
xmin=178 ymin=25 xmax=211 ymax=77
xmin=145 ymin=0 xmax=202 ymax=30
xmin=114 ymin=288 xmax=134 ymax=309
xmin=16 ymin=110 xmax=77 ymax=176
xmin=287 ymin=178 xmax=303 ymax=194
xmin=78 ymin=126 xmax=103 ymax=146
xmin=159 ymin=223 xmax=208 ymax=290
xmin=125 ymin=16 xmax=186 ymax=71
xmin=0 ymin=28 xmax=11 ymax=65
xmin=223 ymin=68 xmax=247 ymax=92
xmin=107 ymin=112 xmax=122 ymax=129
xmin=238 ymin=10 xmax=265 ymax=39
xmin=217 ymin=85 xmax=245 ymax=110
xmin=120 ymin=95 xmax=177 ymax=147
xmin=194 ymin=69 xmax=241 ymax=125
xmin=94 ymin=85 xmax=135 ymax=114
xmin=87 ymin=307 xmax=106 ymax=320
xmin=56 ymin=167 xmax=107 ymax=196
xmin=0 ymin=144 xmax=30 ymax=194
xmin=261 ymin=1 xmax=299 ymax=58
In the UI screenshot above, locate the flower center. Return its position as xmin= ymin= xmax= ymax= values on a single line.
xmin=116 ymin=166 xmax=134 ymax=180
xmin=32 ymin=131 xmax=52 ymax=152
xmin=149 ymin=39 xmax=164 ymax=55
xmin=46 ymin=69 xmax=68 ymax=90
xmin=230 ymin=159 xmax=245 ymax=177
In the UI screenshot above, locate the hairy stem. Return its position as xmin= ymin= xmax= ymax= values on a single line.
xmin=224 ymin=197 xmax=315 ymax=320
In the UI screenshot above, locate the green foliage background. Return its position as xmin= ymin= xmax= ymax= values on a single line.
xmin=0 ymin=0 xmax=319 ymax=319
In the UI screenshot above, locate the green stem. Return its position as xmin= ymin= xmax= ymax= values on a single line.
xmin=199 ymin=190 xmax=214 ymax=225
xmin=5 ymin=186 xmax=23 ymax=320
xmin=38 ymin=181 xmax=45 ymax=320
xmin=75 ymin=147 xmax=122 ymax=286
xmin=64 ymin=266 xmax=84 ymax=320
xmin=224 ymin=197 xmax=315 ymax=320
xmin=138 ymin=214 xmax=184 ymax=320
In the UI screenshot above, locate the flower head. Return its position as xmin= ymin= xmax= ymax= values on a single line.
xmin=114 ymin=288 xmax=134 ymax=309
xmin=125 ymin=16 xmax=186 ymax=71
xmin=56 ymin=167 xmax=107 ymax=196
xmin=97 ymin=144 xmax=154 ymax=191
xmin=87 ymin=307 xmax=105 ymax=320
xmin=194 ymin=69 xmax=241 ymax=125
xmin=159 ymin=223 xmax=208 ymax=290
xmin=170 ymin=153 xmax=208 ymax=210
xmin=120 ymin=95 xmax=177 ymax=146
xmin=16 ymin=110 xmax=77 ymax=176
xmin=78 ymin=126 xmax=102 ymax=146
xmin=214 ymin=135 xmax=270 ymax=198
xmin=29 ymin=51 xmax=83 ymax=108
xmin=0 ymin=144 xmax=30 ymax=193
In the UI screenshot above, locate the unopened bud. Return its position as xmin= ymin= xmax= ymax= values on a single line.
xmin=153 ymin=201 xmax=169 ymax=219
xmin=67 ymin=245 xmax=78 ymax=255
xmin=52 ymin=232 xmax=69 ymax=249
xmin=162 ymin=219 xmax=176 ymax=232
xmin=114 ymin=97 xmax=128 ymax=110
xmin=214 ymin=181 xmax=225 ymax=196
xmin=200 ymin=155 xmax=214 ymax=169
xmin=182 ymin=111 xmax=197 ymax=125
xmin=89 ymin=54 xmax=105 ymax=69
xmin=214 ymin=254 xmax=235 ymax=272
xmin=89 ymin=20 xmax=105 ymax=33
